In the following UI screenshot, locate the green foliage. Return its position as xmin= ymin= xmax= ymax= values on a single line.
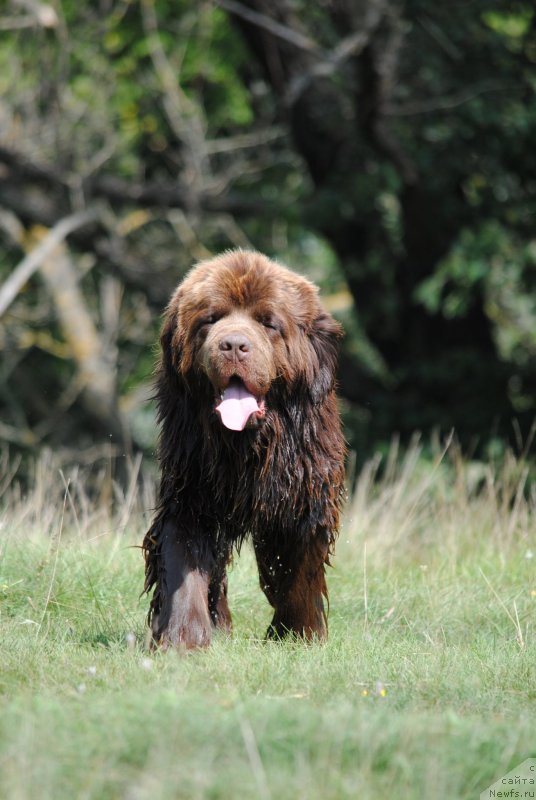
xmin=1 ymin=0 xmax=536 ymax=453
xmin=483 ymin=9 xmax=534 ymax=40
xmin=416 ymin=223 xmax=536 ymax=363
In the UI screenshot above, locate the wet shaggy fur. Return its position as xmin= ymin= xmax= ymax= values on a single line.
xmin=143 ymin=250 xmax=346 ymax=649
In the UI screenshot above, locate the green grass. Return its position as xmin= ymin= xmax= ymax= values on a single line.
xmin=1 ymin=442 xmax=535 ymax=799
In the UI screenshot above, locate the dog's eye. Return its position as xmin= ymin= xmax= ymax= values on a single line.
xmin=193 ymin=314 xmax=220 ymax=336
xmin=198 ymin=314 xmax=219 ymax=328
xmin=258 ymin=316 xmax=280 ymax=332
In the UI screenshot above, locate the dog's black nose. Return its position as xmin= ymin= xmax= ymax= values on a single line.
xmin=219 ymin=334 xmax=251 ymax=360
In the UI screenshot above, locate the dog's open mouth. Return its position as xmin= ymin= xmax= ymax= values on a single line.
xmin=215 ymin=378 xmax=266 ymax=431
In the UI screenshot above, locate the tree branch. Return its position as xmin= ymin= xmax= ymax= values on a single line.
xmin=0 ymin=145 xmax=268 ymax=217
xmin=0 ymin=208 xmax=97 ymax=318
xmin=214 ymin=0 xmax=322 ymax=56
xmin=141 ymin=0 xmax=209 ymax=191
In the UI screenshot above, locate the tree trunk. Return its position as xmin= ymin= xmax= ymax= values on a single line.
xmin=231 ymin=0 xmax=515 ymax=443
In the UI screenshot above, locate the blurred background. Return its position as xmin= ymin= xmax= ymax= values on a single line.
xmin=1 ymin=0 xmax=535 ymax=478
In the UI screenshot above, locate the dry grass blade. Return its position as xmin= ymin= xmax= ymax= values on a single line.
xmin=1 ymin=449 xmax=155 ymax=544
xmin=479 ymin=567 xmax=525 ymax=649
xmin=36 ymin=479 xmax=68 ymax=636
xmin=238 ymin=714 xmax=271 ymax=800
xmin=344 ymin=432 xmax=534 ymax=567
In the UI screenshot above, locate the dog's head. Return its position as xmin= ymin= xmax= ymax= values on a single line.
xmin=160 ymin=251 xmax=342 ymax=431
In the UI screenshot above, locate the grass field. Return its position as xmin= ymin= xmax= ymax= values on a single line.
xmin=1 ymin=440 xmax=535 ymax=799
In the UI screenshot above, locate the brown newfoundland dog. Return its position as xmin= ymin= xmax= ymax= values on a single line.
xmin=143 ymin=250 xmax=345 ymax=649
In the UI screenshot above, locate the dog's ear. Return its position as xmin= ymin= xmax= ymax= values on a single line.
xmin=159 ymin=290 xmax=184 ymax=379
xmin=307 ymin=310 xmax=343 ymax=403
xmin=160 ymin=309 xmax=178 ymax=378
xmin=155 ymin=293 xmax=200 ymax=467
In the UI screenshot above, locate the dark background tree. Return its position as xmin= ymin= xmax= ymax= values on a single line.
xmin=0 ymin=0 xmax=535 ymax=467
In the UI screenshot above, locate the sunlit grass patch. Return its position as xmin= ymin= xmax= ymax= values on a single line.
xmin=0 ymin=441 xmax=535 ymax=799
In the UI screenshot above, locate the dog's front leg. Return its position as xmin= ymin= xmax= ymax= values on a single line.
xmin=144 ymin=518 xmax=213 ymax=650
xmin=254 ymin=534 xmax=329 ymax=641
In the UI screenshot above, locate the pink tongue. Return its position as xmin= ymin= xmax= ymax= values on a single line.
xmin=216 ymin=381 xmax=260 ymax=431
